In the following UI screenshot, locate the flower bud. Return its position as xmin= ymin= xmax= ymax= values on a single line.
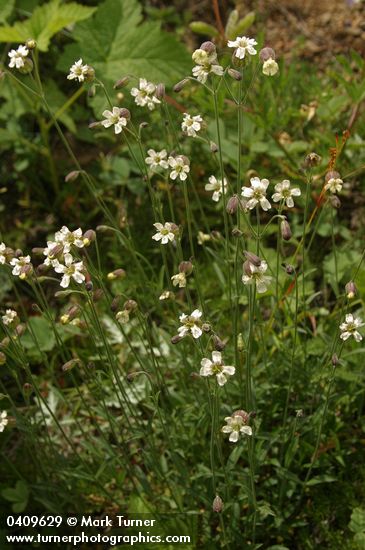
xmin=200 ymin=41 xmax=216 ymax=53
xmin=345 ymin=281 xmax=357 ymax=299
xmin=213 ymin=335 xmax=225 ymax=351
xmin=25 ymin=38 xmax=36 ymax=50
xmin=107 ymin=268 xmax=126 ymax=280
xmin=124 ymin=299 xmax=138 ymax=312
xmin=226 ymin=195 xmax=239 ymax=215
xmin=87 ymin=85 xmax=96 ymax=98
xmin=110 ymin=295 xmax=122 ymax=312
xmin=243 ymin=251 xmax=261 ymax=266
xmin=285 ymin=264 xmax=295 ymax=275
xmin=89 ymin=121 xmax=102 ymax=130
xmin=155 ymin=83 xmax=165 ymax=100
xmin=0 ymin=337 xmax=10 ymax=349
xmin=15 ymin=324 xmax=25 ymax=337
xmin=329 ymin=195 xmax=341 ymax=209
xmin=280 ymin=219 xmax=292 ymax=241
xmin=212 ymin=495 xmax=223 ymax=513
xmin=227 ymin=68 xmax=242 ymax=81
xmin=65 ymin=170 xmax=81 ymax=183
xmin=93 ymin=288 xmax=104 ymax=302
xmin=0 ymin=352 xmax=6 ymax=365
xmin=173 ymin=79 xmax=189 ymax=93
xmin=231 ymin=227 xmax=243 ymax=237
xmin=202 ymin=323 xmax=211 ymax=333
xmin=19 ymin=264 xmax=33 ymax=280
xmin=237 ymin=333 xmax=245 ymax=352
xmin=171 ymin=334 xmax=183 ymax=344
xmin=259 ymin=47 xmax=276 ymax=62
xmin=209 ymin=141 xmax=219 ymax=153
xmin=83 ymin=229 xmax=96 ymax=246
xmin=62 ymin=358 xmax=82 ymax=372
xmin=304 ymin=152 xmax=321 ymax=167
xmin=332 ymin=354 xmax=339 ymax=366
xmin=23 ymin=382 xmax=33 ymax=394
xmin=85 ymin=66 xmax=95 ymax=82
xmin=96 ymin=225 xmax=113 ymax=233
xmin=85 ymin=281 xmax=93 ymax=292
xmin=60 ymin=305 xmax=80 ymax=324
xmin=32 ymin=247 xmax=45 ymax=256
xmin=113 ymin=76 xmax=129 ymax=89
xmin=179 ymin=260 xmax=193 ymax=275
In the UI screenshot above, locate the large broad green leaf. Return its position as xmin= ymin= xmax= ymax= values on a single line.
xmin=0 ymin=0 xmax=96 ymax=51
xmin=0 ymin=0 xmax=14 ymax=23
xmin=59 ymin=0 xmax=190 ymax=87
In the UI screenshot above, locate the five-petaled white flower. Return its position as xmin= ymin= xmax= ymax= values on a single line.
xmin=181 ymin=113 xmax=203 ymax=137
xmin=191 ymin=48 xmax=224 ymax=84
xmin=130 ymin=78 xmax=160 ymax=110
xmin=178 ymin=309 xmax=203 ymax=339
xmin=55 ymin=227 xmax=84 ymax=254
xmin=242 ymin=260 xmax=272 ymax=293
xmin=222 ymin=411 xmax=252 ymax=442
xmin=205 ymin=175 xmax=227 ymax=202
xmin=324 ymin=178 xmax=343 ymax=194
xmin=0 ymin=242 xmax=6 ymax=264
xmin=241 ymin=177 xmax=271 ymax=211
xmin=263 ymin=58 xmax=279 ymax=76
xmin=0 ymin=411 xmax=8 ymax=433
xmin=168 ymin=156 xmax=190 ymax=181
xmin=227 ymin=36 xmax=257 ymax=59
xmin=10 ymin=256 xmax=32 ymax=277
xmin=272 ymin=179 xmax=301 ymax=208
xmin=54 ymin=254 xmax=85 ymax=288
xmin=339 ymin=313 xmax=364 ymax=342
xmin=101 ymin=107 xmax=128 ymax=134
xmin=200 ymin=351 xmax=235 ymax=386
xmin=2 ymin=309 xmax=18 ymax=326
xmin=152 ymin=223 xmax=176 ymax=244
xmin=67 ymin=59 xmax=90 ymax=82
xmin=171 ymin=272 xmax=186 ymax=288
xmin=8 ymin=45 xmax=29 ymax=69
xmin=145 ymin=149 xmax=169 ymax=170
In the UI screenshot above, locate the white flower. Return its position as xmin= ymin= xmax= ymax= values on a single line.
xmin=0 ymin=411 xmax=8 ymax=433
xmin=222 ymin=412 xmax=252 ymax=442
xmin=8 ymin=45 xmax=29 ymax=69
xmin=272 ymin=179 xmax=301 ymax=208
xmin=55 ymin=227 xmax=84 ymax=254
xmin=242 ymin=260 xmax=272 ymax=293
xmin=0 ymin=242 xmax=6 ymax=264
xmin=10 ymin=256 xmax=32 ymax=277
xmin=205 ymin=175 xmax=227 ymax=202
xmin=2 ymin=309 xmax=18 ymax=326
xmin=152 ymin=223 xmax=176 ymax=244
xmin=101 ymin=107 xmax=128 ymax=134
xmin=181 ymin=113 xmax=203 ymax=137
xmin=145 ymin=149 xmax=169 ymax=169
xmin=192 ymin=63 xmax=224 ymax=84
xmin=197 ymin=231 xmax=211 ymax=245
xmin=227 ymin=36 xmax=257 ymax=59
xmin=171 ymin=272 xmax=186 ymax=288
xmin=67 ymin=59 xmax=89 ymax=82
xmin=159 ymin=290 xmax=173 ymax=301
xmin=53 ymin=253 xmax=85 ymax=288
xmin=130 ymin=78 xmax=160 ymax=110
xmin=339 ymin=313 xmax=364 ymax=342
xmin=43 ymin=241 xmax=61 ymax=266
xmin=263 ymin=58 xmax=279 ymax=76
xmin=200 ymin=351 xmax=235 ymax=386
xmin=241 ymin=177 xmax=271 ymax=211
xmin=168 ymin=156 xmax=190 ymax=181
xmin=178 ymin=309 xmax=203 ymax=339
xmin=191 ymin=48 xmax=224 ymax=83
xmin=324 ymin=178 xmax=343 ymax=194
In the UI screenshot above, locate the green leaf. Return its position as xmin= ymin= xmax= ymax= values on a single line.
xmin=306 ymin=475 xmax=337 ymax=486
xmin=59 ymin=0 xmax=190 ymax=90
xmin=0 ymin=0 xmax=96 ymax=51
xmin=189 ymin=21 xmax=219 ymax=38
xmin=231 ymin=12 xmax=255 ymax=38
xmin=0 ymin=0 xmax=14 ymax=23
xmin=21 ymin=316 xmax=56 ymax=355
xmin=350 ymin=508 xmax=365 ymax=535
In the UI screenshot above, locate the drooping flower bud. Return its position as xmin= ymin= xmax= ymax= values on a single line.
xmin=179 ymin=260 xmax=193 ymax=275
xmin=155 ymin=83 xmax=165 ymax=100
xmin=227 ymin=68 xmax=242 ymax=81
xmin=173 ymin=79 xmax=189 ymax=93
xmin=280 ymin=219 xmax=292 ymax=241
xmin=83 ymin=229 xmax=96 ymax=246
xmin=304 ymin=152 xmax=321 ymax=167
xmin=25 ymin=38 xmax=37 ymax=50
xmin=212 ymin=495 xmax=223 ymax=513
xmin=124 ymin=299 xmax=138 ymax=312
xmin=200 ymin=41 xmax=216 ymax=54
xmin=243 ymin=251 xmax=261 ymax=266
xmin=345 ymin=281 xmax=357 ymax=299
xmin=65 ymin=170 xmax=81 ymax=183
xmin=113 ymin=76 xmax=129 ymax=89
xmin=107 ymin=268 xmax=126 ymax=280
xmin=259 ymin=47 xmax=276 ymax=62
xmin=325 ymin=170 xmax=340 ymax=182
xmin=237 ymin=333 xmax=245 ymax=352
xmin=62 ymin=358 xmax=82 ymax=372
xmin=213 ymin=335 xmax=226 ymax=351
xmin=329 ymin=195 xmax=341 ymax=209
xmin=171 ymin=334 xmax=183 ymax=344
xmin=226 ymin=195 xmax=239 ymax=215
xmin=209 ymin=141 xmax=219 ymax=153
